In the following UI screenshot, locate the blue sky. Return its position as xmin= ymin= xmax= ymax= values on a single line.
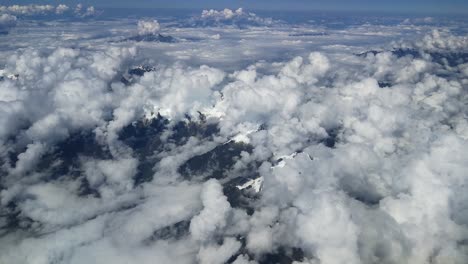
xmin=1 ymin=0 xmax=468 ymax=13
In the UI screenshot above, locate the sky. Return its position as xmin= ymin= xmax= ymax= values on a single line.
xmin=1 ymin=0 xmax=468 ymax=13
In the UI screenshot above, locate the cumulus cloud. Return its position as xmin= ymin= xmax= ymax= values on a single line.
xmin=83 ymin=6 xmax=96 ymax=17
xmin=192 ymin=8 xmax=276 ymax=27
xmin=0 ymin=4 xmax=96 ymax=17
xmin=190 ymin=179 xmax=232 ymax=241
xmin=0 ymin=13 xmax=16 ymax=34
xmin=201 ymin=8 xmax=245 ymax=20
xmin=137 ymin=19 xmax=160 ymax=35
xmin=55 ymin=4 xmax=69 ymax=15
xmin=395 ymin=29 xmax=468 ymax=53
xmin=0 ymin=4 xmax=55 ymax=15
xmin=401 ymin=17 xmax=435 ymax=25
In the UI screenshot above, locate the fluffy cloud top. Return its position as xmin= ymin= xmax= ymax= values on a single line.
xmin=395 ymin=29 xmax=468 ymax=53
xmin=190 ymin=179 xmax=232 ymax=241
xmin=192 ymin=8 xmax=276 ymax=27
xmin=0 ymin=4 xmax=54 ymax=15
xmin=55 ymin=4 xmax=69 ymax=14
xmin=137 ymin=19 xmax=160 ymax=35
xmin=0 ymin=4 xmax=95 ymax=17
xmin=201 ymin=8 xmax=245 ymax=20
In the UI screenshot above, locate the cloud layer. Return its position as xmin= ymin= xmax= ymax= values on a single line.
xmin=0 ymin=8 xmax=468 ymax=264
xmin=0 ymin=4 xmax=96 ymax=17
xmin=190 ymin=8 xmax=276 ymax=28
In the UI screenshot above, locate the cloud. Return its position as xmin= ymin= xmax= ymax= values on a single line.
xmin=0 ymin=4 xmax=96 ymax=18
xmin=198 ymin=237 xmax=241 ymax=264
xmin=201 ymin=8 xmax=245 ymax=20
xmin=83 ymin=157 xmax=138 ymax=196
xmin=0 ymin=14 xmax=468 ymax=264
xmin=395 ymin=29 xmax=468 ymax=53
xmin=137 ymin=20 xmax=160 ymax=35
xmin=83 ymin=6 xmax=96 ymax=17
xmin=0 ymin=14 xmax=16 ymax=34
xmin=0 ymin=4 xmax=55 ymax=16
xmin=55 ymin=4 xmax=69 ymax=15
xmin=191 ymin=8 xmax=277 ymax=28
xmin=190 ymin=179 xmax=232 ymax=241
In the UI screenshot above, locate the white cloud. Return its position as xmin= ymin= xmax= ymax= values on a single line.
xmin=138 ymin=19 xmax=160 ymax=35
xmin=295 ymin=192 xmax=359 ymax=264
xmin=395 ymin=29 xmax=468 ymax=53
xmin=201 ymin=8 xmax=245 ymax=20
xmin=194 ymin=8 xmax=276 ymax=27
xmin=198 ymin=237 xmax=241 ymax=264
xmin=83 ymin=6 xmax=96 ymax=17
xmin=190 ymin=179 xmax=232 ymax=241
xmin=232 ymin=254 xmax=258 ymax=264
xmin=84 ymin=158 xmax=138 ymax=196
xmin=0 ymin=4 xmax=95 ymax=17
xmin=0 ymin=4 xmax=55 ymax=15
xmin=55 ymin=4 xmax=69 ymax=15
